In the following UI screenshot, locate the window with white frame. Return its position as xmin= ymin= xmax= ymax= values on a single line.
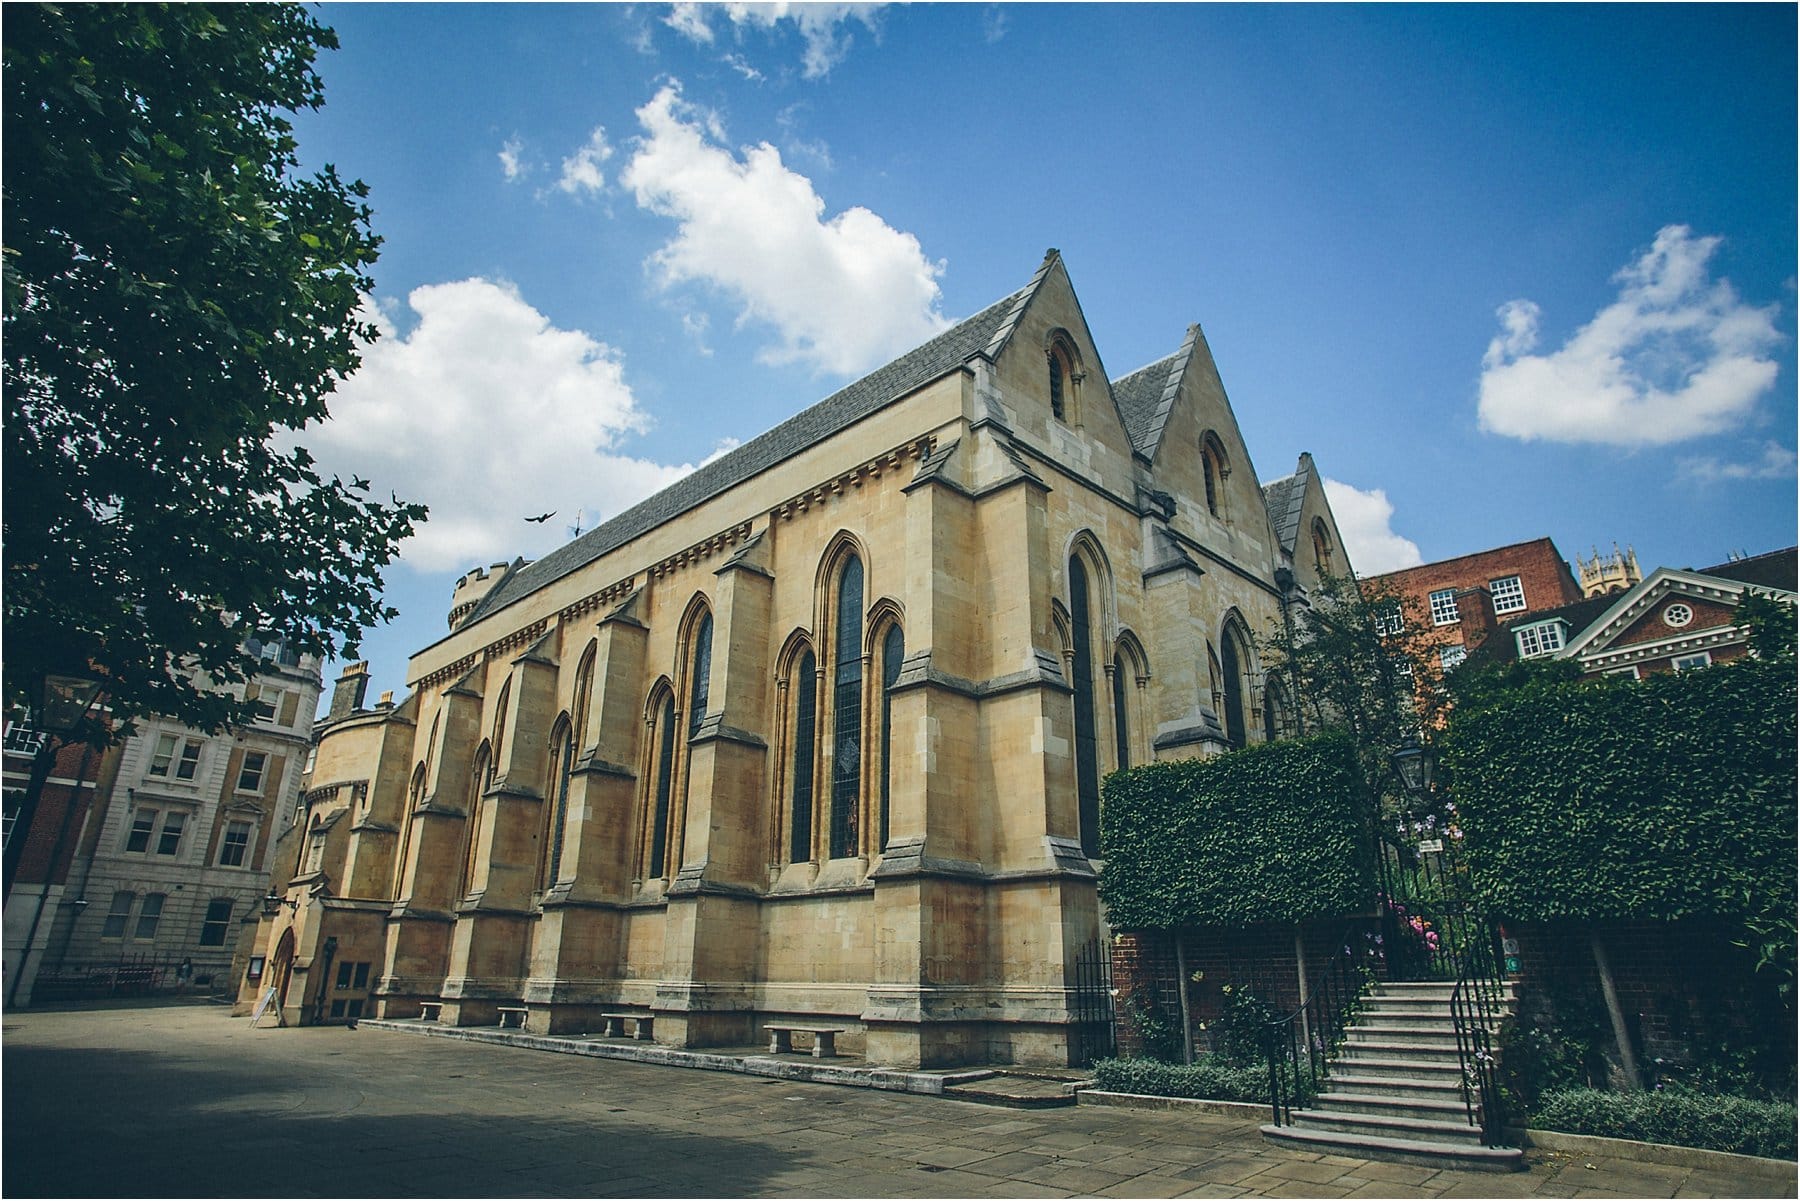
xmin=1663 ymin=603 xmax=1694 ymax=628
xmin=2 ymin=788 xmax=24 ymax=853
xmin=148 ymin=734 xmax=203 ymax=780
xmin=1429 ymin=588 xmax=1460 ymax=626
xmin=1374 ymin=602 xmax=1403 ymax=637
xmin=1439 ymin=643 xmax=1467 ymax=670
xmin=237 ymin=751 xmax=268 ymax=794
xmin=1608 ymin=665 xmax=1641 ymax=680
xmin=1673 ymin=652 xmax=1712 ymax=671
xmin=156 ymin=811 xmax=186 ymax=856
xmin=124 ymin=808 xmax=158 ymax=853
xmin=100 ymin=890 xmax=134 ymax=939
xmin=134 ymin=893 xmax=166 ymax=940
xmin=246 ymin=683 xmax=281 ymax=723
xmin=1489 ymin=575 xmax=1526 ymax=614
xmin=218 ymin=819 xmax=253 ymax=867
xmin=1515 ymin=621 xmax=1565 ymax=659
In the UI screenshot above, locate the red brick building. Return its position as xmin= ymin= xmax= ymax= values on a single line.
xmin=1361 ymin=537 xmax=1585 ymax=673
xmin=1470 ymin=546 xmax=1797 ymax=678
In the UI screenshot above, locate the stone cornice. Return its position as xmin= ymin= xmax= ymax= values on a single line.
xmin=771 ymin=437 xmax=934 ymax=523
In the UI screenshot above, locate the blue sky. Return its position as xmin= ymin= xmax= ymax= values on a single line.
xmin=290 ymin=3 xmax=1798 ymax=705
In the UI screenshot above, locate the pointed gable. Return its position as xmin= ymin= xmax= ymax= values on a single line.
xmin=1557 ymin=560 xmax=1797 ymax=676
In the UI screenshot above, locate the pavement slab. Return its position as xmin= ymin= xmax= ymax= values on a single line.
xmin=6 ymin=1002 xmax=1796 ymax=1200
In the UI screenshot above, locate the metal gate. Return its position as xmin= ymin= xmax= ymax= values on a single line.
xmin=1068 ymin=937 xmax=1117 ymax=1066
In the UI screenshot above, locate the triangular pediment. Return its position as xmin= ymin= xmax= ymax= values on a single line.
xmin=1560 ymin=566 xmax=1795 ymax=660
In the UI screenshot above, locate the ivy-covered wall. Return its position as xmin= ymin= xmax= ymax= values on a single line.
xmin=1098 ymin=731 xmax=1373 ymax=930
xmin=1445 ymin=658 xmax=1795 ymax=926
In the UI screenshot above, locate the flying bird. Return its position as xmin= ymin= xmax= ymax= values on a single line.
xmin=525 ymin=511 xmax=556 ymax=524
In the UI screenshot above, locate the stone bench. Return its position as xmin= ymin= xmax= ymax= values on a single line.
xmin=599 ymin=1012 xmax=654 ymax=1041
xmin=417 ymin=1002 xmax=442 ymax=1022
xmin=496 ymin=1006 xmax=528 ymax=1030
xmin=765 ymin=1022 xmax=846 ymax=1058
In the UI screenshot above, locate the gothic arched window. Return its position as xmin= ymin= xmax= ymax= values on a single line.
xmin=646 ymin=691 xmax=677 ymax=878
xmin=788 ymin=649 xmax=818 ymax=863
xmin=828 ymin=554 xmax=864 ymax=858
xmin=1069 ymin=555 xmax=1101 ymax=857
xmin=1112 ymin=652 xmax=1131 ymax=772
xmin=541 ymin=718 xmax=574 ymax=890
xmin=878 ymin=623 xmax=904 ymax=852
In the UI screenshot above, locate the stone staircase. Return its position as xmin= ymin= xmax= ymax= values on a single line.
xmin=1261 ymin=980 xmax=1525 ymax=1172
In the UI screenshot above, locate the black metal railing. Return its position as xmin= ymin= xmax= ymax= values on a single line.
xmin=1263 ymin=923 xmax=1379 ymax=1126
xmin=1069 ymin=936 xmax=1117 ymax=1066
xmin=1450 ymin=921 xmax=1511 ymax=1144
xmin=1379 ymin=834 xmax=1514 ymax=1143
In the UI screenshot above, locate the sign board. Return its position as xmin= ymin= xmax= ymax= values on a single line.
xmin=1416 ymin=838 xmax=1444 ymax=853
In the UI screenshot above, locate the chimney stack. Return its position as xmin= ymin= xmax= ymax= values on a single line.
xmin=329 ymin=661 xmax=370 ymax=720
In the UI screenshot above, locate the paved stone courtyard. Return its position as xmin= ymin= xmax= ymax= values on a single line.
xmin=4 ymin=1001 xmax=1793 ymax=1199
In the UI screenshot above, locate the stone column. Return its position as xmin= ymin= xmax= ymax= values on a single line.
xmin=656 ymin=536 xmax=772 ymax=1048
xmin=440 ymin=632 xmax=557 ymax=1026
xmin=526 ymin=593 xmax=649 ymax=1033
xmin=1143 ymin=522 xmax=1228 ymax=761
xmin=376 ymin=673 xmax=480 ymax=1019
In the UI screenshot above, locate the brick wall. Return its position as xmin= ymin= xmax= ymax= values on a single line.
xmin=1367 ymin=539 xmax=1582 ymax=628
xmin=1505 ymin=918 xmax=1790 ymax=1069
xmin=1110 ymin=920 xmax=1377 ymax=1059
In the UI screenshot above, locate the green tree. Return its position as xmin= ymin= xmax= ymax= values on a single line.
xmin=1260 ymin=573 xmax=1447 ymax=806
xmin=3 ymin=4 xmax=424 ymax=742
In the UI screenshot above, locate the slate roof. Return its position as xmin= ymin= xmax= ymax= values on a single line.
xmin=1464 ymin=591 xmax=1620 ymax=670
xmin=1111 ymin=354 xmax=1178 ymax=455
xmin=1697 ymin=546 xmax=1797 ymax=592
xmin=1260 ymin=453 xmax=1314 ymax=557
xmin=462 ymin=282 xmax=1034 ymax=626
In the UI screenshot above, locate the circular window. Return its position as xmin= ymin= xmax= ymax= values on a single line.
xmin=1663 ymin=603 xmax=1693 ymax=628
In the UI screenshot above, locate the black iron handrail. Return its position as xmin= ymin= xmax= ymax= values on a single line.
xmin=1263 ymin=921 xmax=1378 ymax=1126
xmin=1449 ymin=920 xmax=1511 ymax=1145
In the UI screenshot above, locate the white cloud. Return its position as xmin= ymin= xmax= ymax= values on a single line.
xmin=722 ymin=52 xmax=764 ymax=82
xmin=665 ymin=2 xmax=887 ymax=78
xmin=499 ymin=136 xmax=526 ymax=182
xmin=982 ymin=6 xmax=1008 ymax=43
xmin=621 ymin=80 xmax=949 ymax=377
xmin=1677 ymin=440 xmax=1798 ymax=483
xmin=301 ymin=279 xmax=708 ymax=572
xmin=556 ymin=127 xmax=614 ymax=196
xmin=1478 ymin=225 xmax=1783 ymax=448
xmin=1321 ymin=478 xmax=1424 ymax=575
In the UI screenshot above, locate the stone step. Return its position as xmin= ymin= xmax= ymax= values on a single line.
xmin=1325 ymin=1071 xmax=1469 ymax=1101
xmin=1260 ymin=1123 xmax=1525 ymax=1173
xmin=1343 ymin=1024 xmax=1462 ymax=1046
xmin=1325 ymin=1053 xmax=1464 ymax=1079
xmin=1288 ymin=1106 xmax=1486 ymax=1146
xmin=1314 ymin=1089 xmax=1474 ymax=1123
xmin=1334 ymin=1039 xmax=1464 ymax=1065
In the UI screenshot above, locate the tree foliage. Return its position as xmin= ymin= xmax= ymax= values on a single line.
xmin=1099 ymin=731 xmax=1373 ymax=929
xmin=3 ymin=4 xmax=424 ymax=741
xmin=1259 ymin=572 xmax=1447 ymax=805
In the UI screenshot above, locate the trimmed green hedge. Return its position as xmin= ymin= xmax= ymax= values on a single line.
xmin=1445 ymin=658 xmax=1796 ymax=924
xmin=1534 ymin=1088 xmax=1797 ymax=1160
xmin=1099 ymin=731 xmax=1372 ymax=929
xmin=1089 ymin=1056 xmax=1273 ymax=1104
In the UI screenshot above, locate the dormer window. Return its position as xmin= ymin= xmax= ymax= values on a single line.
xmin=1515 ymin=619 xmax=1566 ymax=659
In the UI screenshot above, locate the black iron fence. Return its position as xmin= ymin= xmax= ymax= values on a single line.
xmin=1262 ymin=922 xmax=1379 ymax=1125
xmin=29 ymin=953 xmax=228 ymax=1002
xmin=1069 ymin=936 xmax=1117 ymax=1066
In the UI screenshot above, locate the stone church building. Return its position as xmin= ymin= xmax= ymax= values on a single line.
xmin=238 ymin=251 xmax=1353 ymax=1067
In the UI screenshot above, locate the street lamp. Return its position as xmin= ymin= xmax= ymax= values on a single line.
xmin=261 ymin=890 xmax=299 ymax=917
xmin=1389 ymin=734 xmax=1435 ymax=804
